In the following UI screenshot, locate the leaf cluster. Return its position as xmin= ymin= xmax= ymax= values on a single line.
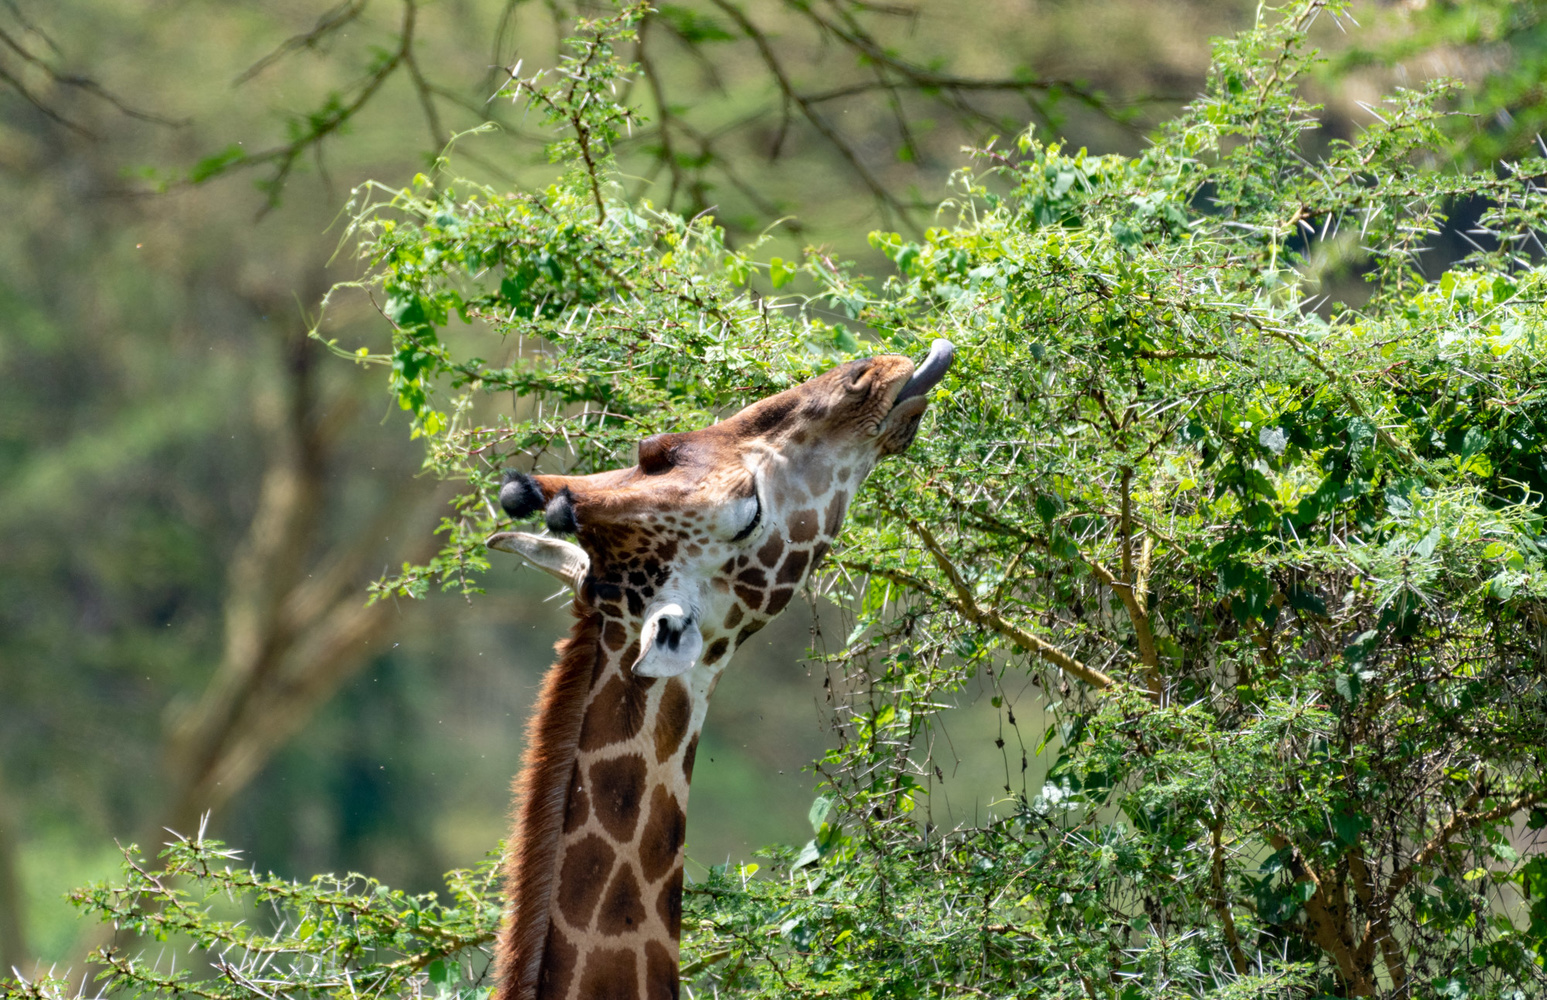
xmin=2 ymin=832 xmax=500 ymax=1000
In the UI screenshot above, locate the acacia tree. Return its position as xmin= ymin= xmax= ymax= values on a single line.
xmin=10 ymin=2 xmax=1547 ymax=999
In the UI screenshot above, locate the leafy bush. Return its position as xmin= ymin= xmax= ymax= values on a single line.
xmin=11 ymin=2 xmax=1547 ymax=998
xmin=9 ymin=832 xmax=501 ymax=1000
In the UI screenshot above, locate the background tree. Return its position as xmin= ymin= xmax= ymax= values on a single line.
xmin=3 ymin=1 xmax=1546 ymax=996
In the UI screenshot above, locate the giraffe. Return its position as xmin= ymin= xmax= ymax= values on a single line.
xmin=486 ymin=339 xmax=955 ymax=1000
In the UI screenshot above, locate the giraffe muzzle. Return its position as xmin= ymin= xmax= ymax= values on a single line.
xmin=896 ymin=338 xmax=956 ymax=402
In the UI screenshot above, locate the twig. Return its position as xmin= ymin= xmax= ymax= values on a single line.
xmin=888 ymin=507 xmax=1121 ymax=692
xmin=706 ymin=0 xmax=918 ymax=234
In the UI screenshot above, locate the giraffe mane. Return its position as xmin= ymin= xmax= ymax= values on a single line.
xmin=494 ymin=602 xmax=603 ymax=1000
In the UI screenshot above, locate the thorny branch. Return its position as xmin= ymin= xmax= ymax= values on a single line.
xmin=1210 ymin=817 xmax=1249 ymax=975
xmin=886 ymin=506 xmax=1121 ymax=693
xmin=705 ymin=0 xmax=918 ymax=232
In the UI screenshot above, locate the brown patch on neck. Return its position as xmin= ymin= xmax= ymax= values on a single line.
xmin=495 ymin=604 xmax=604 ymax=1000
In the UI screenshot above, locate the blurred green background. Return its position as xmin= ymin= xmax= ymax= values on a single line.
xmin=0 ymin=0 xmax=1536 ymax=976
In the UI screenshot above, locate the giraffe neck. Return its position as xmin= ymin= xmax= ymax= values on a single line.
xmin=497 ymin=602 xmax=704 ymax=1000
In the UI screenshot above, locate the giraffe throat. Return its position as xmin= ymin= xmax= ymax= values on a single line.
xmin=526 ymin=609 xmax=695 ymax=1000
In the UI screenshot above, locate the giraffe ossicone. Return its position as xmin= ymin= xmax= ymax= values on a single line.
xmin=487 ymin=339 xmax=953 ymax=1000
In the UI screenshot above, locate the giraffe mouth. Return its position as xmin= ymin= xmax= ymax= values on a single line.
xmin=894 ymin=339 xmax=956 ymax=403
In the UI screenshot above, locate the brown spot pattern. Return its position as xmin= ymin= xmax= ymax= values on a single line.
xmin=756 ymin=534 xmax=784 ymax=567
xmin=639 ymin=785 xmax=687 ymax=882
xmin=537 ymin=923 xmax=577 ymax=999
xmin=590 ymin=754 xmax=649 ymax=842
xmin=596 ymin=864 xmax=648 ymax=935
xmin=765 ymin=588 xmax=794 ymax=616
xmin=603 ymin=619 xmax=627 ymax=651
xmin=562 ymin=763 xmax=589 ymax=834
xmin=681 ymin=735 xmax=698 ymax=780
xmin=556 ymin=834 xmax=614 ymax=929
xmin=722 ymin=604 xmax=743 ymax=629
xmin=589 ymin=646 xmax=612 ymax=688
xmin=824 ymin=492 xmax=849 ymax=536
xmin=702 ymin=637 xmax=729 ymax=665
xmin=776 ymin=550 xmax=809 ymax=585
xmin=656 ymin=868 xmax=684 ymax=938
xmin=653 ymin=681 xmax=692 ymax=762
xmin=576 ymin=948 xmax=640 ymax=1000
xmin=804 ymin=460 xmax=834 ymax=496
xmin=789 ymin=508 xmax=819 ymax=543
xmin=645 ymin=941 xmax=679 ymax=1000
xmin=580 ymin=676 xmax=649 ymax=751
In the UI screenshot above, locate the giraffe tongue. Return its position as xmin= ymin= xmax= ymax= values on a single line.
xmin=896 ymin=338 xmax=956 ymax=401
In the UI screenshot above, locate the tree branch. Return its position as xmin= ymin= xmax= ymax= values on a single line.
xmin=635 ymin=15 xmax=687 ymax=209
xmin=890 ymin=508 xmax=1120 ymax=692
xmin=706 ymin=0 xmax=918 ymax=233
xmin=234 ymin=0 xmax=372 ymax=86
xmin=1210 ymin=817 xmax=1249 ymax=975
xmin=1266 ymin=831 xmax=1361 ymax=987
xmin=1378 ymin=784 xmax=1547 ymax=914
xmin=0 ymin=22 xmax=180 ymax=133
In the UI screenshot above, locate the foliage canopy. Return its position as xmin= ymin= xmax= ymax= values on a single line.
xmin=11 ymin=2 xmax=1547 ymax=998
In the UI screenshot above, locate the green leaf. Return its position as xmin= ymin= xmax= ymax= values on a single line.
xmin=808 ymin=795 xmax=834 ymax=832
xmin=1332 ymin=811 xmax=1370 ymax=845
xmin=1487 ymin=573 xmax=1516 ymax=601
xmin=188 ymin=144 xmax=247 ymax=183
xmin=656 ymin=4 xmax=734 ymax=43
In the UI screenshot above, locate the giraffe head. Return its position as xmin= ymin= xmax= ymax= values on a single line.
xmin=489 ymin=340 xmax=953 ymax=684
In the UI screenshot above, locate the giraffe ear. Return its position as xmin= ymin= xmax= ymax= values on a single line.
xmin=487 ymin=531 xmax=589 ymax=593
xmin=632 ymin=601 xmax=703 ymax=678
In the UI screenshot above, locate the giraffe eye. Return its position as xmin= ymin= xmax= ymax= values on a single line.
xmin=730 ymin=491 xmax=762 ymax=542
